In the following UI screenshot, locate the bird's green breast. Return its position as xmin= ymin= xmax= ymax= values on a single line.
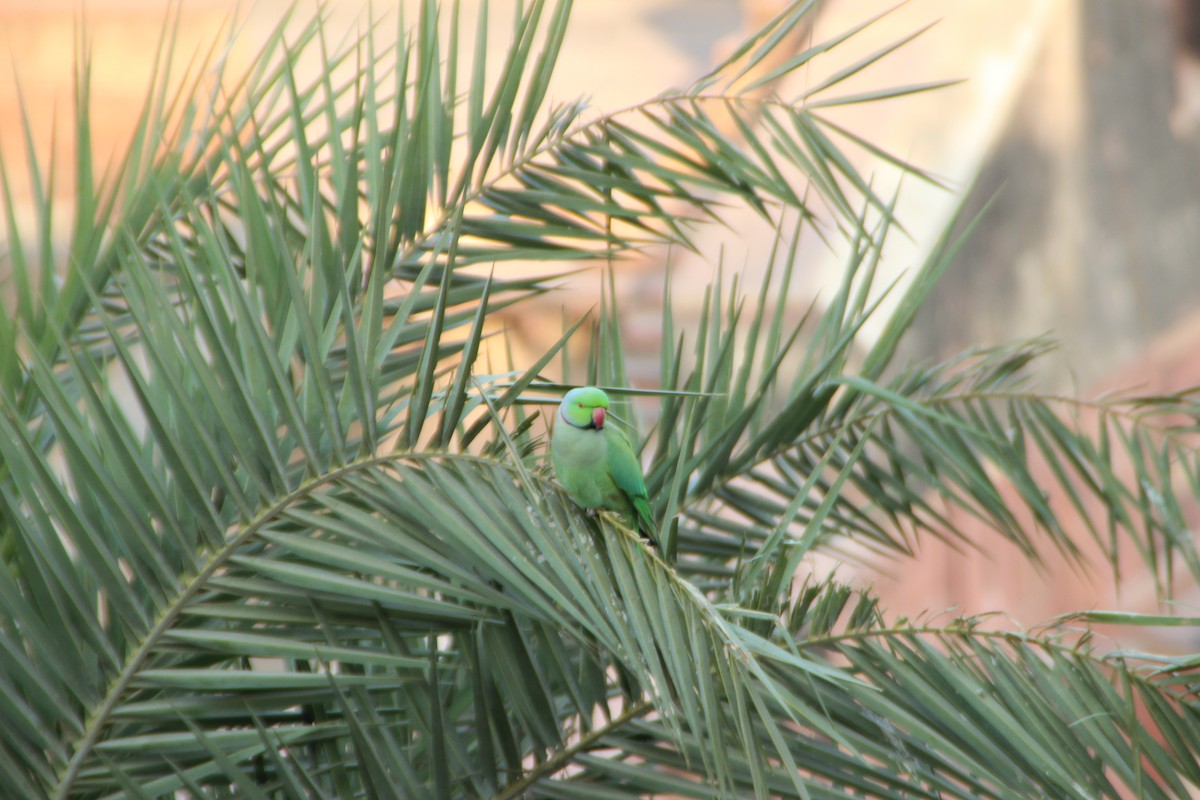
xmin=551 ymin=422 xmax=628 ymax=513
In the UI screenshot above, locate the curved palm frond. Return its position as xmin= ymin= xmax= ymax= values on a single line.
xmin=531 ymin=577 xmax=1200 ymax=800
xmin=627 ymin=205 xmax=1200 ymax=600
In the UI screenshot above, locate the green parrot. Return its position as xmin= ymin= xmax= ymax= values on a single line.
xmin=551 ymin=386 xmax=658 ymax=547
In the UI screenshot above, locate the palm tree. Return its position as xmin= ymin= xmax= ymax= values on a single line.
xmin=2 ymin=1 xmax=1199 ymax=797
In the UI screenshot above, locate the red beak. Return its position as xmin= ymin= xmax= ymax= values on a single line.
xmin=592 ymin=407 xmax=606 ymax=429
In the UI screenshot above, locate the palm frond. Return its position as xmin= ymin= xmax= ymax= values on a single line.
xmin=611 ymin=198 xmax=1200 ymax=600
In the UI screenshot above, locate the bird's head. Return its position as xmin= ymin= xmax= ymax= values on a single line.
xmin=559 ymin=386 xmax=610 ymax=430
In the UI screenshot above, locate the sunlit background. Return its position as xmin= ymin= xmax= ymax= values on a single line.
xmin=5 ymin=0 xmax=1200 ymax=650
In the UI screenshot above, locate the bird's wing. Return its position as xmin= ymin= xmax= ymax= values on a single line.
xmin=605 ymin=426 xmax=657 ymax=538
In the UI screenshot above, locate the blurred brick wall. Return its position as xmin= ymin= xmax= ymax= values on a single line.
xmin=861 ymin=311 xmax=1200 ymax=654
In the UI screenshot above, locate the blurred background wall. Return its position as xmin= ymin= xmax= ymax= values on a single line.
xmin=4 ymin=0 xmax=1200 ymax=647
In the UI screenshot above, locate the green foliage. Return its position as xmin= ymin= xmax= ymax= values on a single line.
xmin=1 ymin=2 xmax=1199 ymax=798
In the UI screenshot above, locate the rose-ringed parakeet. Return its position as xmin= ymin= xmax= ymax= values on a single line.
xmin=552 ymin=386 xmax=658 ymax=547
